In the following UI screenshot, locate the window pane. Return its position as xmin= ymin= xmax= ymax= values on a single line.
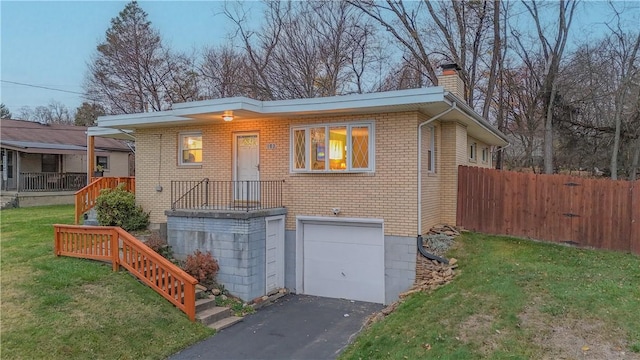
xmin=351 ymin=126 xmax=369 ymax=169
xmin=96 ymin=156 xmax=109 ymax=170
xmin=310 ymin=127 xmax=326 ymax=170
xmin=182 ymin=149 xmax=202 ymax=163
xmin=181 ymin=134 xmax=202 ymax=164
xmin=293 ymin=129 xmax=306 ymax=170
xmin=329 ymin=126 xmax=346 ymax=171
xmin=42 ymin=154 xmax=58 ymax=172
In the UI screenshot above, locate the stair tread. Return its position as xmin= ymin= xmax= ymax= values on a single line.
xmin=195 ymin=297 xmax=215 ymax=306
xmin=196 ymin=306 xmax=230 ymax=319
xmin=208 ymin=316 xmax=243 ymax=331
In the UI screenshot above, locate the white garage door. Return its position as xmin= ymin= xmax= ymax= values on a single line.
xmin=300 ymin=219 xmax=384 ymax=304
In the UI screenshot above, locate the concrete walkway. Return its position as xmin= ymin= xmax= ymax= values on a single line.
xmin=169 ymin=294 xmax=383 ymax=360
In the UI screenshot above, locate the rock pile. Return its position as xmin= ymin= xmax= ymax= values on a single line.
xmin=402 ymin=257 xmax=458 ymax=298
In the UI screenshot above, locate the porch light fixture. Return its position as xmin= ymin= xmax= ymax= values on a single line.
xmin=222 ymin=114 xmax=234 ymax=122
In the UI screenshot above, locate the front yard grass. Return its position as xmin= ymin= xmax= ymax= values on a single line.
xmin=341 ymin=233 xmax=640 ymax=359
xmin=0 ymin=205 xmax=213 ymax=359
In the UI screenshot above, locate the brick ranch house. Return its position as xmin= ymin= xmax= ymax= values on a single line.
xmin=90 ymin=66 xmax=508 ymax=305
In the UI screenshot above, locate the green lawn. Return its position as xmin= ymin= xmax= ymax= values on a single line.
xmin=0 ymin=205 xmax=213 ymax=360
xmin=341 ymin=233 xmax=640 ymax=360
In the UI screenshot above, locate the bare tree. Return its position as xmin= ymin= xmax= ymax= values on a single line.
xmin=512 ymin=0 xmax=577 ymax=174
xmin=15 ymin=101 xmax=73 ymax=124
xmin=606 ymin=4 xmax=640 ymax=179
xmin=200 ymin=45 xmax=249 ymax=98
xmin=224 ymin=0 xmax=381 ymax=100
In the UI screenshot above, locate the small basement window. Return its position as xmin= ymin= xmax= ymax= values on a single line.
xmin=179 ymin=132 xmax=202 ymax=165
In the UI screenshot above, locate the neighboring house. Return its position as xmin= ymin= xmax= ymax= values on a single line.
xmin=1 ymin=119 xmax=132 ymax=200
xmin=91 ymin=66 xmax=508 ymax=305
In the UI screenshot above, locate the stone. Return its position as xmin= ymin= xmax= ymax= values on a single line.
xmin=212 ymin=288 xmax=222 ymax=296
xmin=220 ymin=294 xmax=228 ymax=301
xmin=449 ymin=258 xmax=458 ymax=265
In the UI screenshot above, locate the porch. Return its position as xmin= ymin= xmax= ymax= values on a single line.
xmin=16 ymin=172 xmax=87 ymax=192
xmin=167 ymin=179 xmax=286 ymax=302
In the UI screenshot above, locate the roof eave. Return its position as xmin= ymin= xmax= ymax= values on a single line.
xmin=445 ymin=93 xmax=509 ymax=146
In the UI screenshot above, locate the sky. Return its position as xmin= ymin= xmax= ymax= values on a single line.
xmin=0 ymin=0 xmax=250 ymax=115
xmin=1 ymin=1 xmax=638 ymax=118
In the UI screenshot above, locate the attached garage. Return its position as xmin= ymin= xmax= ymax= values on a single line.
xmin=296 ymin=217 xmax=385 ymax=304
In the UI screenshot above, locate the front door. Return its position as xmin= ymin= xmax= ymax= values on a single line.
xmin=234 ymin=133 xmax=260 ymax=203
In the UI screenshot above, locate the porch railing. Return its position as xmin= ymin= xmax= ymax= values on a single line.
xmin=19 ymin=172 xmax=87 ymax=192
xmin=54 ymin=224 xmax=198 ymax=321
xmin=171 ymin=180 xmax=284 ymax=211
xmin=75 ymin=177 xmax=135 ymax=224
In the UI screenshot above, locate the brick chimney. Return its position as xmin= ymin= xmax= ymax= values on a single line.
xmin=437 ymin=63 xmax=465 ymax=100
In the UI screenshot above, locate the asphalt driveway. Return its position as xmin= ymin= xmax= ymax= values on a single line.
xmin=169 ymin=294 xmax=383 ymax=360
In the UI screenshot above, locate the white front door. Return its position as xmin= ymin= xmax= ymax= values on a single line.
xmin=265 ymin=215 xmax=285 ymax=294
xmin=234 ymin=133 xmax=260 ymax=202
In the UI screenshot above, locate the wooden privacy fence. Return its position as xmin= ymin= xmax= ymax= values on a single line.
xmin=457 ymin=166 xmax=640 ymax=255
xmin=53 ymin=224 xmax=197 ymax=321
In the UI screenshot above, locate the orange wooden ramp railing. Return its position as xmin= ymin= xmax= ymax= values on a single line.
xmin=75 ymin=177 xmax=135 ymax=224
xmin=54 ymin=224 xmax=197 ymax=321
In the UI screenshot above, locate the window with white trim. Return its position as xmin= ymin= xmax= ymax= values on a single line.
xmin=179 ymin=132 xmax=202 ymax=165
xmin=291 ymin=122 xmax=374 ymax=172
xmin=481 ymin=147 xmax=489 ymax=163
xmin=469 ymin=142 xmax=477 ymax=161
xmin=426 ymin=126 xmax=436 ymax=173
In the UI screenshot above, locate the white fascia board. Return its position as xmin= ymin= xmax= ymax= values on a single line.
xmin=171 ymin=96 xmax=262 ymax=111
xmin=263 ymin=87 xmax=444 ymax=114
xmin=87 ymin=126 xmax=134 ymax=140
xmin=171 ymin=99 xmax=264 ymax=117
xmin=98 ymin=114 xmax=190 ymax=128
xmin=96 ymin=87 xmax=447 ymax=128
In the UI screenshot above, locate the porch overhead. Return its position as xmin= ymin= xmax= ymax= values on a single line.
xmin=94 ymin=87 xmax=508 ymax=146
xmin=1 ymin=140 xmax=112 ymax=156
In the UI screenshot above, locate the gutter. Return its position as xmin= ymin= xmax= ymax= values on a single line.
xmin=417 ymin=102 xmax=456 ymax=263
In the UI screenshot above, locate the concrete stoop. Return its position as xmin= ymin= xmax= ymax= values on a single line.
xmin=0 ymin=195 xmax=18 ymax=210
xmin=195 ymin=295 xmax=243 ymax=331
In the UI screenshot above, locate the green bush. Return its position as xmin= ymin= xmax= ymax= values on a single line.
xmin=95 ymin=183 xmax=149 ymax=231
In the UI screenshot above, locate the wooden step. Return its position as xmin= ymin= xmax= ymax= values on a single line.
xmin=208 ymin=316 xmax=243 ymax=331
xmin=196 ymin=306 xmax=232 ymax=326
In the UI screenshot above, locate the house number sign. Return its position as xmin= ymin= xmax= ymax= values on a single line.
xmin=266 ymin=143 xmax=276 ymax=150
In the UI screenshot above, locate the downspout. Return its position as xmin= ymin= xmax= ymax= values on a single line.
xmin=417 ymin=101 xmax=456 ymax=264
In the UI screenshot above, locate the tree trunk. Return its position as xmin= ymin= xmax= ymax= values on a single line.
xmin=630 ymin=138 xmax=640 ymax=181
xmin=543 ymin=80 xmax=558 ymax=174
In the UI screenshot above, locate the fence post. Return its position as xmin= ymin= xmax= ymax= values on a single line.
xmin=111 ymin=228 xmax=120 ymax=272
xmin=204 ymin=178 xmax=209 ymax=207
xmin=184 ymin=282 xmax=196 ymax=322
xmin=54 ymin=225 xmax=60 ymax=256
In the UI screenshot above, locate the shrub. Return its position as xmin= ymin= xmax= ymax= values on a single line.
xmin=183 ymin=250 xmax=219 ymax=287
xmin=95 ymin=183 xmax=149 ymax=231
xmin=144 ymin=232 xmax=174 ymax=260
